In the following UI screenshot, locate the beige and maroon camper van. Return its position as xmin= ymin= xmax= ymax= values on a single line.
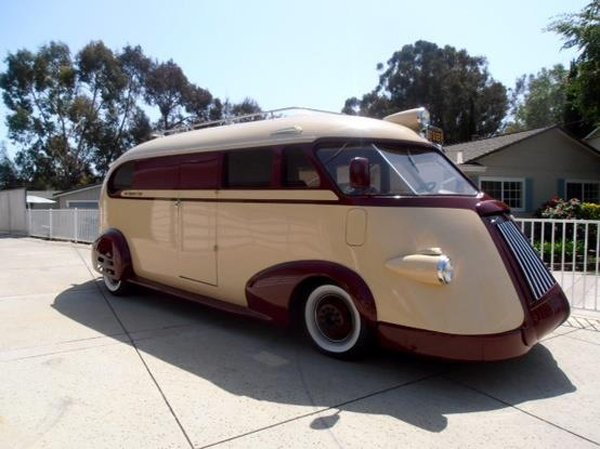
xmin=92 ymin=108 xmax=569 ymax=361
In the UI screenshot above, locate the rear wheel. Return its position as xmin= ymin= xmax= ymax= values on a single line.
xmin=102 ymin=273 xmax=129 ymax=296
xmin=304 ymin=284 xmax=370 ymax=358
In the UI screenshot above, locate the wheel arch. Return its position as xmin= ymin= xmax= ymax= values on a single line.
xmin=245 ymin=261 xmax=377 ymax=328
xmin=92 ymin=228 xmax=133 ymax=281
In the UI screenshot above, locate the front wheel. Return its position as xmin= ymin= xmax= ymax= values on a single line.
xmin=304 ymin=284 xmax=371 ymax=359
xmin=102 ymin=273 xmax=129 ymax=296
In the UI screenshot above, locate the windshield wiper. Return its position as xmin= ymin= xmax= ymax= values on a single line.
xmin=322 ymin=142 xmax=348 ymax=166
xmin=407 ymin=150 xmax=420 ymax=173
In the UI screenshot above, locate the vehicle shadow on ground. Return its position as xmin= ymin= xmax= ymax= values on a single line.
xmin=52 ymin=280 xmax=576 ymax=434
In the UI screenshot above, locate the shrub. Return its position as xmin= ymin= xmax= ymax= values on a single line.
xmin=534 ymin=197 xmax=582 ymax=219
xmin=581 ymin=203 xmax=600 ymax=220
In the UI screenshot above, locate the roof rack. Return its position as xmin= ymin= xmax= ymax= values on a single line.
xmin=159 ymin=107 xmax=344 ymax=137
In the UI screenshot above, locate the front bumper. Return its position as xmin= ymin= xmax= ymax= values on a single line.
xmin=377 ymin=285 xmax=570 ymax=362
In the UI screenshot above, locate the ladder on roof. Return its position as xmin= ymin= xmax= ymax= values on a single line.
xmin=160 ymin=107 xmax=343 ymax=137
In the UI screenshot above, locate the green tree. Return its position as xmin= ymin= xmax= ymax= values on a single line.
xmin=144 ymin=60 xmax=222 ymax=130
xmin=342 ymin=40 xmax=508 ymax=144
xmin=548 ymin=1 xmax=600 ymax=130
xmin=0 ymin=41 xmax=153 ymax=188
xmin=0 ymin=143 xmax=21 ymax=189
xmin=505 ymin=64 xmax=568 ymax=132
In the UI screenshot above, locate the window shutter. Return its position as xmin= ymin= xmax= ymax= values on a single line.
xmin=525 ymin=178 xmax=534 ymax=212
xmin=557 ymin=178 xmax=565 ymax=199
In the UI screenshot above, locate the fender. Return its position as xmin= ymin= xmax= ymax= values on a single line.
xmin=91 ymin=228 xmax=133 ymax=281
xmin=245 ymin=260 xmax=377 ymax=327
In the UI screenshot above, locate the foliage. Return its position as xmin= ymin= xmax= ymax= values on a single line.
xmin=535 ymin=197 xmax=600 ymax=220
xmin=582 ymin=202 xmax=600 ymax=219
xmin=0 ymin=41 xmax=152 ymax=188
xmin=0 ymin=41 xmax=262 ymax=189
xmin=534 ymin=239 xmax=586 ymax=259
xmin=0 ymin=143 xmax=21 ymax=189
xmin=505 ymin=65 xmax=568 ymax=132
xmin=534 ymin=197 xmax=583 ymax=219
xmin=547 ymin=1 xmax=600 ymax=130
xmin=342 ymin=40 xmax=508 ymax=144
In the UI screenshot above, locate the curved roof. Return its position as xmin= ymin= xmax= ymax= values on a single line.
xmin=116 ymin=111 xmax=428 ymax=164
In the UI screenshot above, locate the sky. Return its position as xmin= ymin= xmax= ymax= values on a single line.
xmin=0 ymin=0 xmax=588 ymax=157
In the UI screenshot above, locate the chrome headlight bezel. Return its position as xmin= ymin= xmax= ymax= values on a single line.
xmin=437 ymin=255 xmax=454 ymax=284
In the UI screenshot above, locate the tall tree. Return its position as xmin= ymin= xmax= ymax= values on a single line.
xmin=342 ymin=40 xmax=508 ymax=144
xmin=548 ymin=1 xmax=600 ymax=131
xmin=0 ymin=41 xmax=153 ymax=188
xmin=144 ymin=59 xmax=226 ymax=131
xmin=0 ymin=143 xmax=20 ymax=189
xmin=505 ymin=64 xmax=568 ymax=132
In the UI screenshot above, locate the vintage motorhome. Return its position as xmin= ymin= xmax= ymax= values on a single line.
xmin=92 ymin=107 xmax=569 ymax=361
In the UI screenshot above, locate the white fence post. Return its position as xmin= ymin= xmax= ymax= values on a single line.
xmin=515 ymin=217 xmax=600 ymax=313
xmin=28 ymin=208 xmax=99 ymax=244
xmin=74 ymin=208 xmax=78 ymax=243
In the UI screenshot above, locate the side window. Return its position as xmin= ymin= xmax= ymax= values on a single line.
xmin=283 ymin=147 xmax=320 ymax=188
xmin=108 ymin=162 xmax=134 ymax=194
xmin=226 ymin=148 xmax=274 ymax=188
xmin=134 ymin=157 xmax=178 ymax=190
xmin=179 ymin=153 xmax=220 ymax=189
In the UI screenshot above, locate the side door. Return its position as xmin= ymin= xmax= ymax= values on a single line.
xmin=177 ymin=153 xmax=220 ymax=286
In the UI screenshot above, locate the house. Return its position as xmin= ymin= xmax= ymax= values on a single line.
xmin=584 ymin=127 xmax=600 ymax=151
xmin=26 ymin=190 xmax=59 ymax=209
xmin=52 ymin=183 xmax=102 ymax=209
xmin=445 ymin=126 xmax=600 ymax=216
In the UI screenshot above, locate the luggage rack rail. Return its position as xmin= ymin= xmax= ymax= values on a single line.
xmin=159 ymin=107 xmax=342 ymax=137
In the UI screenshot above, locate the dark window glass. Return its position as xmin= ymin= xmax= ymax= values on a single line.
xmin=317 ymin=143 xmax=477 ymax=196
xmin=566 ymin=182 xmax=600 ymax=203
xmin=134 ymin=157 xmax=178 ymax=190
xmin=226 ymin=149 xmax=273 ymax=187
xmin=179 ymin=153 xmax=220 ymax=189
xmin=283 ymin=147 xmax=320 ymax=188
xmin=481 ymin=179 xmax=523 ymax=209
xmin=108 ymin=162 xmax=134 ymax=194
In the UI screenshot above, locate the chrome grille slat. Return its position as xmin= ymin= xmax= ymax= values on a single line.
xmin=495 ymin=219 xmax=556 ymax=301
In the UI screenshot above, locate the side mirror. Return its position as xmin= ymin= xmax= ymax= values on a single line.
xmin=349 ymin=157 xmax=370 ymax=190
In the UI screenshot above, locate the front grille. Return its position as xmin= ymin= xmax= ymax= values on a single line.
xmin=493 ymin=218 xmax=556 ymax=301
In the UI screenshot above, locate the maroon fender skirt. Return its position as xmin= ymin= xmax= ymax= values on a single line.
xmin=377 ymin=286 xmax=570 ymax=362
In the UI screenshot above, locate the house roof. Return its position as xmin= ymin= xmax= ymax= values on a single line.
xmin=445 ymin=127 xmax=552 ymax=163
xmin=585 ymin=126 xmax=600 ymax=140
xmin=53 ymin=183 xmax=102 ymax=198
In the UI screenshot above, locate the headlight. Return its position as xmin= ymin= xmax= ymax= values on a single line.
xmin=386 ymin=249 xmax=454 ymax=286
xmin=437 ymin=255 xmax=454 ymax=284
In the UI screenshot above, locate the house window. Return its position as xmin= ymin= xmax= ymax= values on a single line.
xmin=480 ymin=178 xmax=525 ymax=210
xmin=66 ymin=200 xmax=99 ymax=209
xmin=565 ymin=180 xmax=600 ymax=203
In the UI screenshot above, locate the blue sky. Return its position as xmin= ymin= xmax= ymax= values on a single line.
xmin=0 ymin=0 xmax=587 ymax=156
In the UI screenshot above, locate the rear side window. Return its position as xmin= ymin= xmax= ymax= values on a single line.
xmin=283 ymin=147 xmax=320 ymax=188
xmin=108 ymin=162 xmax=134 ymax=194
xmin=226 ymin=148 xmax=274 ymax=188
xmin=179 ymin=153 xmax=220 ymax=189
xmin=134 ymin=157 xmax=178 ymax=190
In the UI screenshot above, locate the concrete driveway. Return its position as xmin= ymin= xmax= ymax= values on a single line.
xmin=1 ymin=236 xmax=599 ymax=449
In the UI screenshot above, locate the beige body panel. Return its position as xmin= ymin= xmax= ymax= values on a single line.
xmin=102 ymin=189 xmax=524 ymax=335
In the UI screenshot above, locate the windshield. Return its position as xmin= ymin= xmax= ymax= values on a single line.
xmin=316 ymin=143 xmax=478 ymax=196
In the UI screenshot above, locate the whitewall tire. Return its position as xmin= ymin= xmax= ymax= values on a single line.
xmin=304 ymin=284 xmax=370 ymax=358
xmin=103 ymin=273 xmax=129 ymax=296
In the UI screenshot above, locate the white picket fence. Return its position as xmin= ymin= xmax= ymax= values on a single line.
xmin=25 ymin=210 xmax=600 ymax=312
xmin=27 ymin=209 xmax=100 ymax=243
xmin=515 ymin=218 xmax=599 ymax=313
